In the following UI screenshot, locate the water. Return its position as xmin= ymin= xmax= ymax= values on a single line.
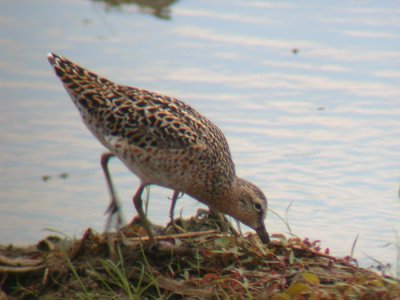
xmin=0 ymin=0 xmax=399 ymax=274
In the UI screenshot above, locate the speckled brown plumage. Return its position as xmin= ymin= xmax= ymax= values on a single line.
xmin=48 ymin=53 xmax=270 ymax=244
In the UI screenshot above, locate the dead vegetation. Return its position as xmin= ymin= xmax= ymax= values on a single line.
xmin=1 ymin=210 xmax=399 ymax=299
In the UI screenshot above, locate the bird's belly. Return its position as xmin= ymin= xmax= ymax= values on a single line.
xmin=102 ymin=134 xmax=205 ymax=192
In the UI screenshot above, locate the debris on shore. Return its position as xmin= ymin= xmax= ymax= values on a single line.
xmin=1 ymin=210 xmax=399 ymax=299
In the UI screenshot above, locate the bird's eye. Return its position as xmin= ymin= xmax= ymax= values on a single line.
xmin=254 ymin=203 xmax=262 ymax=211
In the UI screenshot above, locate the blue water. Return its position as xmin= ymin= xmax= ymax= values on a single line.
xmin=0 ymin=0 xmax=399 ymax=275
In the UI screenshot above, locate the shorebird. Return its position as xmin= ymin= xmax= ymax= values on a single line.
xmin=47 ymin=53 xmax=270 ymax=244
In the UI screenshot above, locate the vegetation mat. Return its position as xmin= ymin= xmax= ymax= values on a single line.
xmin=1 ymin=210 xmax=399 ymax=299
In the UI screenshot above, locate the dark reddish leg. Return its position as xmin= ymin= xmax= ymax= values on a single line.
xmin=133 ymin=182 xmax=155 ymax=243
xmin=169 ymin=190 xmax=183 ymax=222
xmin=101 ymin=152 xmax=124 ymax=232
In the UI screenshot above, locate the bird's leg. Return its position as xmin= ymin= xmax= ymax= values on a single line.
xmin=169 ymin=190 xmax=183 ymax=222
xmin=169 ymin=190 xmax=186 ymax=232
xmin=101 ymin=152 xmax=124 ymax=232
xmin=133 ymin=183 xmax=155 ymax=243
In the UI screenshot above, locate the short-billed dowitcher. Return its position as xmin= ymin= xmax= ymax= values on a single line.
xmin=47 ymin=53 xmax=270 ymax=244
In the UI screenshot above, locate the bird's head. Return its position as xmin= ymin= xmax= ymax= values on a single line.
xmin=226 ymin=178 xmax=270 ymax=244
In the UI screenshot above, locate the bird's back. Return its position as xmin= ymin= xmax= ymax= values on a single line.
xmin=48 ymin=53 xmax=236 ymax=202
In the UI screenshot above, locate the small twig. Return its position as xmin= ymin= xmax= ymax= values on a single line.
xmin=0 ymin=254 xmax=43 ymax=267
xmin=131 ymin=269 xmax=214 ymax=297
xmin=42 ymin=267 xmax=50 ymax=285
xmin=0 ymin=265 xmax=45 ymax=273
xmin=126 ymin=230 xmax=220 ymax=242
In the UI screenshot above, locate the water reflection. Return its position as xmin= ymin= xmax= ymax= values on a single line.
xmin=91 ymin=0 xmax=179 ymax=20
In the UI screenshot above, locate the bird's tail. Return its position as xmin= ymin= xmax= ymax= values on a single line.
xmin=48 ymin=53 xmax=119 ymax=114
xmin=47 ymin=52 xmax=115 ymax=94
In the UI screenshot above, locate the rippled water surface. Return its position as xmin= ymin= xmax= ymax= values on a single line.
xmin=1 ymin=0 xmax=399 ymax=273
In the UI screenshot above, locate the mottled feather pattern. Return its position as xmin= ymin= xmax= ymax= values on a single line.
xmin=49 ymin=54 xmax=235 ymax=199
